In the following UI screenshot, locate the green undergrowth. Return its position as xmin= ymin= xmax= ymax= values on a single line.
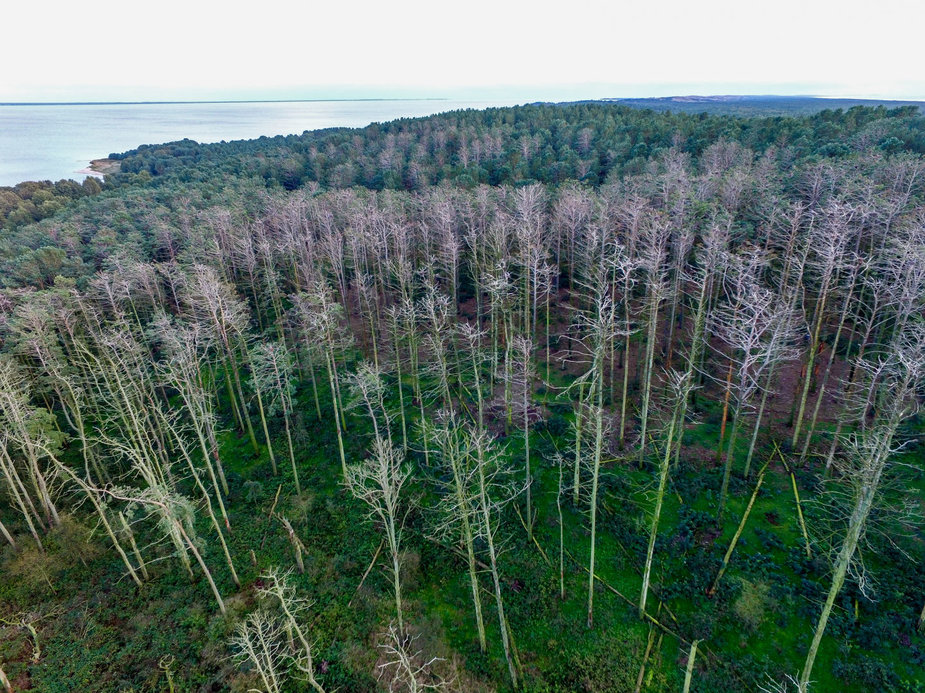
xmin=1 ymin=368 xmax=923 ymax=692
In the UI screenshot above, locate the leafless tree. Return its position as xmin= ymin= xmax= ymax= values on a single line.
xmin=466 ymin=423 xmax=521 ymax=688
xmin=790 ymin=204 xmax=855 ymax=446
xmin=257 ymin=567 xmax=326 ymax=692
xmin=506 ymin=336 xmax=538 ymax=537
xmin=230 ymin=609 xmax=286 ymax=693
xmin=425 ymin=411 xmax=486 ymax=652
xmin=292 ymin=283 xmax=354 ymax=476
xmin=0 ymin=356 xmax=62 ymax=531
xmin=639 ymin=369 xmax=694 ymax=619
xmin=800 ymin=322 xmax=925 ymax=687
xmin=377 ymin=623 xmax=453 ymax=693
xmin=186 ymin=265 xmax=259 ymax=453
xmin=344 ymin=436 xmax=412 ymax=632
xmin=634 ymin=214 xmax=672 ymax=463
xmin=251 ymin=341 xmax=299 ymax=490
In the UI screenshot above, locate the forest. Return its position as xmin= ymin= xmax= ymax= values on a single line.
xmin=0 ymin=101 xmax=923 ymax=692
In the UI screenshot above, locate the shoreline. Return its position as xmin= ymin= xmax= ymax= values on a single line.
xmin=76 ymin=158 xmax=120 ymax=177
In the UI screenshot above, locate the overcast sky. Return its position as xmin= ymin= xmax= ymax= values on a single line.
xmin=4 ymin=0 xmax=924 ymax=102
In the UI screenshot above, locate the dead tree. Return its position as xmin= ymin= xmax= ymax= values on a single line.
xmin=251 ymin=341 xmax=299 ymax=491
xmin=710 ymin=261 xmax=778 ymax=520
xmin=790 ymin=204 xmax=854 ymax=446
xmin=507 ymin=336 xmax=538 ymax=537
xmin=229 ymin=610 xmax=286 ymax=693
xmin=425 ymin=411 xmax=487 ymax=652
xmin=155 ymin=317 xmax=231 ymax=519
xmin=257 ymin=567 xmax=326 ymax=693
xmin=0 ymin=357 xmax=62 ymax=531
xmin=635 ymin=214 xmax=672 ymax=463
xmin=344 ymin=436 xmax=411 ymax=632
xmin=800 ymin=323 xmax=925 ymax=687
xmin=639 ymin=369 xmax=694 ymax=619
xmin=377 ymin=622 xmax=453 ymax=693
xmin=186 ymin=265 xmax=259 ymax=453
xmin=292 ymin=284 xmax=354 ymax=477
xmin=467 ymin=423 xmax=521 ymax=689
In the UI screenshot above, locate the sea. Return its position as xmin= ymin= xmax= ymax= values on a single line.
xmin=0 ymin=99 xmax=520 ymax=187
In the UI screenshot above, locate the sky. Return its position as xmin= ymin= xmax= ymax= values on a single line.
xmin=4 ymin=0 xmax=925 ymax=102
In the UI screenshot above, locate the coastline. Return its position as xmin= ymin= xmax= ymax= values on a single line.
xmin=76 ymin=158 xmax=120 ymax=177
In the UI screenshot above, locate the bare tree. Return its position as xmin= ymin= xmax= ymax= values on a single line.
xmin=385 ymin=304 xmax=410 ymax=450
xmin=257 ymin=567 xmax=326 ymax=693
xmin=790 ymin=204 xmax=854 ymax=446
xmin=186 ymin=265 xmax=259 ymax=453
xmin=507 ymin=336 xmax=538 ymax=537
xmin=425 ymin=411 xmax=486 ymax=652
xmin=344 ymin=436 xmax=411 ymax=632
xmin=230 ymin=610 xmax=286 ymax=693
xmin=800 ymin=323 xmax=925 ymax=687
xmin=457 ymin=322 xmax=488 ymax=430
xmin=564 ymin=290 xmax=613 ymax=629
xmin=292 ymin=284 xmax=353 ymax=477
xmin=96 ymin=482 xmax=227 ymax=614
xmin=710 ymin=260 xmax=778 ymax=520
xmin=53 ymin=462 xmax=145 ymax=586
xmin=347 ymin=360 xmax=394 ymax=445
xmin=669 ymin=218 xmax=729 ymax=469
xmin=251 ymin=341 xmax=300 ymax=492
xmin=635 ymin=214 xmax=672 ymax=463
xmin=467 ymin=423 xmax=521 ymax=689
xmin=795 ymin=251 xmax=870 ymax=465
xmin=639 ymin=369 xmax=694 ymax=619
xmin=155 ymin=317 xmax=230 ymax=518
xmin=419 ymin=286 xmax=456 ymax=411
xmin=0 ymin=357 xmax=62 ymax=531
xmin=377 ymin=622 xmax=453 ymax=693
xmin=0 ymin=434 xmax=46 ymax=549
xmin=483 ymin=262 xmax=516 ymax=406
xmin=513 ymin=184 xmax=547 ymax=341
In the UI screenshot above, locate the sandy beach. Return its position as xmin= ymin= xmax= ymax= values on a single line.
xmin=76 ymin=158 xmax=121 ymax=177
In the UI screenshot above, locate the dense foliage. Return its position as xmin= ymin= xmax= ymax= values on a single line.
xmin=0 ymin=177 xmax=102 ymax=231
xmin=0 ymin=101 xmax=923 ymax=693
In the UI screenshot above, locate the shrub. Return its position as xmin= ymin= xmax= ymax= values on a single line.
xmin=733 ymin=579 xmax=776 ymax=633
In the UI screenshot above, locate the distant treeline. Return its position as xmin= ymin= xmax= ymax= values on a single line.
xmin=5 ymin=101 xmax=923 ymax=235
xmin=105 ymin=102 xmax=925 ymax=192
xmin=612 ymin=96 xmax=925 ymax=118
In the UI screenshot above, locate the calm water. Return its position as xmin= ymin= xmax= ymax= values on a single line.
xmin=0 ymin=99 xmax=519 ymax=187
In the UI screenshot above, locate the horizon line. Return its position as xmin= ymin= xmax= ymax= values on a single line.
xmin=0 ymin=97 xmax=455 ymax=107
xmin=3 ymin=94 xmax=925 ymax=108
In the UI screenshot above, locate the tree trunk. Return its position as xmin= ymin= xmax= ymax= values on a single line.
xmin=572 ymin=379 xmax=587 ymax=505
xmin=717 ymin=407 xmax=743 ymax=522
xmin=682 ymin=640 xmax=700 ymax=693
xmin=710 ymin=466 xmax=766 ymax=595
xmin=637 ymin=292 xmax=661 ymax=464
xmin=0 ymin=518 xmax=15 ymax=548
xmin=587 ymin=370 xmax=604 ymax=628
xmin=481 ymin=478 xmax=517 ymax=689
xmin=792 ymin=293 xmax=828 ymax=446
xmin=640 ymin=407 xmax=677 ymax=618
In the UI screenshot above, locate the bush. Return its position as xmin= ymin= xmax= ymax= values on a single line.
xmin=733 ymin=579 xmax=776 ymax=633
